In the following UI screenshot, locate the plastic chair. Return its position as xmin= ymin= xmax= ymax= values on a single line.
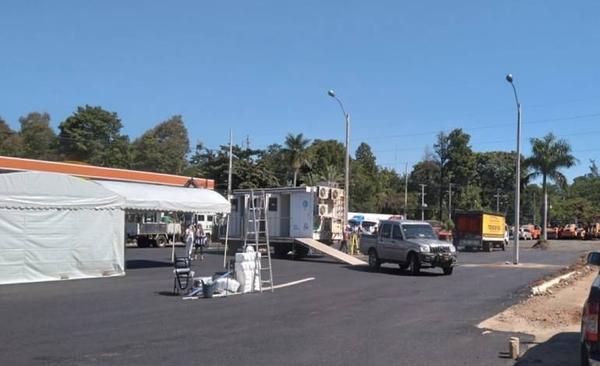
xmin=173 ymin=257 xmax=194 ymax=294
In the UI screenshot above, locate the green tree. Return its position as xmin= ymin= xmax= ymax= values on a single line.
xmin=189 ymin=143 xmax=231 ymax=193
xmin=132 ymin=115 xmax=190 ymax=174
xmin=351 ymin=142 xmax=378 ymax=212
xmin=283 ymin=133 xmax=311 ymax=187
xmin=475 ymin=151 xmax=521 ymax=220
xmin=306 ymin=139 xmax=345 ymax=174
xmin=409 ymin=159 xmax=440 ymax=220
xmin=18 ymin=112 xmax=58 ymax=161
xmin=259 ymin=143 xmax=288 ymax=186
xmin=524 ymin=133 xmax=578 ymax=240
xmin=58 ymin=105 xmax=130 ymax=166
xmin=302 ymin=164 xmax=343 ymax=187
xmin=434 ymin=129 xmax=478 ymax=217
xmin=375 ymin=168 xmax=405 ymax=215
xmin=0 ymin=117 xmax=23 ymax=156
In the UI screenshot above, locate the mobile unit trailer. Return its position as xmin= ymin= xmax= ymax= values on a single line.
xmin=225 ymin=186 xmax=348 ymax=259
xmin=452 ymin=210 xmax=509 ymax=252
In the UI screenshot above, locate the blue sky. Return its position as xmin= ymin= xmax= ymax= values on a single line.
xmin=2 ymin=1 xmax=599 ymax=182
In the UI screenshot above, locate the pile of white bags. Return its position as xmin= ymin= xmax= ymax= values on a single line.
xmin=214 ymin=277 xmax=240 ymax=294
xmin=234 ymin=247 xmax=261 ymax=293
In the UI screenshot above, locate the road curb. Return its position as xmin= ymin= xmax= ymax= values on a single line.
xmin=530 ymin=271 xmax=578 ymax=295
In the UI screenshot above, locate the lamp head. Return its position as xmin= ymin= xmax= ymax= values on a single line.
xmin=327 ymin=90 xmax=336 ymax=98
xmin=506 ymin=74 xmax=514 ymax=83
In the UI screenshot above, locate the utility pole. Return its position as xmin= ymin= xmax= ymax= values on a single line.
xmin=420 ymin=184 xmax=427 ymax=221
xmin=493 ymin=188 xmax=501 ymax=212
xmin=404 ymin=163 xmax=408 ymax=219
xmin=447 ymin=182 xmax=454 ymax=222
xmin=532 ymin=192 xmax=536 ymax=224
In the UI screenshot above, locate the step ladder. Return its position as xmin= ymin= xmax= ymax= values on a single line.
xmin=242 ymin=190 xmax=274 ymax=293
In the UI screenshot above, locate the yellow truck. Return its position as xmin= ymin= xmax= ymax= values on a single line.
xmin=452 ymin=211 xmax=509 ymax=252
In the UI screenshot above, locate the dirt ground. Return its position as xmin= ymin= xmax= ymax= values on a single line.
xmin=479 ymin=257 xmax=597 ymax=343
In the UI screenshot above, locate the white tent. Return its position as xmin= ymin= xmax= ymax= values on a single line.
xmin=93 ymin=180 xmax=231 ymax=213
xmin=0 ymin=172 xmax=126 ymax=285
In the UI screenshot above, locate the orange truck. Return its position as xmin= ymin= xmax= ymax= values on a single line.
xmin=522 ymin=224 xmax=541 ymax=240
xmin=559 ymin=223 xmax=585 ymax=239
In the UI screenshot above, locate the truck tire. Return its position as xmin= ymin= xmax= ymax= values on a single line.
xmin=368 ymin=250 xmax=381 ymax=270
xmin=408 ymin=253 xmax=420 ymax=276
xmin=483 ymin=242 xmax=492 ymax=252
xmin=501 ymin=242 xmax=506 ymax=251
xmin=156 ymin=235 xmax=167 ymax=248
xmin=442 ymin=266 xmax=453 ymax=275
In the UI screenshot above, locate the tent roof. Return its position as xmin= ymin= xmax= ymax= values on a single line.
xmin=0 ymin=171 xmax=125 ymax=209
xmin=93 ymin=180 xmax=230 ymax=213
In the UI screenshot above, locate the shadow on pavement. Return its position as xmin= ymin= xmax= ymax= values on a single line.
xmin=345 ymin=264 xmax=445 ymax=277
xmin=514 ymin=332 xmax=579 ymax=366
xmin=126 ymin=259 xmax=172 ymax=269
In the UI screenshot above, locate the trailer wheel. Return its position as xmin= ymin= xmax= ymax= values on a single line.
xmin=408 ymin=253 xmax=420 ymax=276
xmin=293 ymin=245 xmax=309 ymax=259
xmin=368 ymin=249 xmax=381 ymax=270
xmin=156 ymin=235 xmax=167 ymax=248
xmin=274 ymin=245 xmax=290 ymax=258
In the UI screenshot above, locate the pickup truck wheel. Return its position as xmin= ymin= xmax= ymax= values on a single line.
xmin=442 ymin=266 xmax=453 ymax=275
xmin=368 ymin=250 xmax=381 ymax=270
xmin=408 ymin=253 xmax=420 ymax=276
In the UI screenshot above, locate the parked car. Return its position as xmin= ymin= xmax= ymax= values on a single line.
xmin=518 ymin=226 xmax=533 ymax=240
xmin=580 ymin=252 xmax=600 ymax=365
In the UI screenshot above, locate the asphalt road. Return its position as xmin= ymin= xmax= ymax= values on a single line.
xmin=1 ymin=240 xmax=599 ymax=366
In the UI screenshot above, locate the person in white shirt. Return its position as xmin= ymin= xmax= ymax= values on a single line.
xmin=185 ymin=224 xmax=195 ymax=259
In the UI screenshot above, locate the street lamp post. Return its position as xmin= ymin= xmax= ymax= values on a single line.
xmin=328 ymin=90 xmax=350 ymax=227
xmin=506 ymin=74 xmax=521 ymax=265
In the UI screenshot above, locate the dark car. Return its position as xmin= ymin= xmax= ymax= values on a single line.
xmin=581 ymin=252 xmax=600 ymax=365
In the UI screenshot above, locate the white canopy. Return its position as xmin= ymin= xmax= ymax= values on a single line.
xmin=0 ymin=172 xmax=125 ymax=285
xmin=0 ymin=171 xmax=124 ymax=209
xmin=93 ymin=180 xmax=230 ymax=213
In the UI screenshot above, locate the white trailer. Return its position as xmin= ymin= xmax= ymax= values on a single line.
xmin=224 ymin=186 xmax=364 ymax=265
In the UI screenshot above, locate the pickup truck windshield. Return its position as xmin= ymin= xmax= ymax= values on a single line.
xmin=403 ymin=224 xmax=437 ymax=239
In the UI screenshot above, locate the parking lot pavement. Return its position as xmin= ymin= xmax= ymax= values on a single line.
xmin=1 ymin=241 xmax=598 ymax=366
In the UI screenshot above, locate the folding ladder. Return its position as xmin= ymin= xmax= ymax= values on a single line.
xmin=242 ymin=190 xmax=274 ymax=292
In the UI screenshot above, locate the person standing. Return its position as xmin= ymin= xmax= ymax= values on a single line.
xmin=349 ymin=225 xmax=358 ymax=256
xmin=185 ymin=224 xmax=195 ymax=259
xmin=340 ymin=226 xmax=349 ymax=253
xmin=194 ymin=224 xmax=206 ymax=261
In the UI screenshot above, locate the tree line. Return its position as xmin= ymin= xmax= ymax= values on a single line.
xmin=1 ymin=105 xmax=598 ymax=229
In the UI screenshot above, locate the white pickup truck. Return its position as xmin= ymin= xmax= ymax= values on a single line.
xmin=360 ymin=219 xmax=457 ymax=275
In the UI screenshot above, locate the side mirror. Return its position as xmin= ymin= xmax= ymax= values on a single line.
xmin=587 ymin=252 xmax=600 ymax=266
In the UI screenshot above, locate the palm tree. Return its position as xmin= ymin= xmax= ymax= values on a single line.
xmin=525 ymin=133 xmax=578 ymax=240
xmin=283 ymin=133 xmax=312 ymax=187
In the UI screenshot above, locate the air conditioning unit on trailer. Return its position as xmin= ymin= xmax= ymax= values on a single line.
xmin=318 ymin=186 xmax=330 ymax=200
xmin=331 ymin=188 xmax=343 ymax=200
xmin=318 ymin=204 xmax=330 ymax=217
